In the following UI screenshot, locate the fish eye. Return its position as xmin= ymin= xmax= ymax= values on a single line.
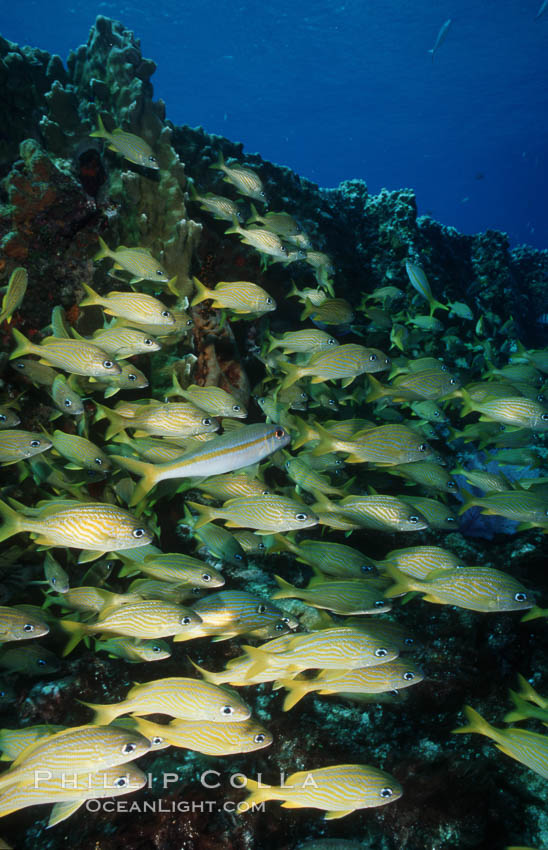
xmin=14 ymin=362 xmax=25 ymax=369
xmin=254 ymin=733 xmax=266 ymax=743
xmin=37 ymin=658 xmax=47 ymax=666
xmin=369 ymin=354 xmax=377 ymax=361
xmin=275 ymin=623 xmax=285 ymax=631
xmin=295 ymin=513 xmax=308 ymax=521
xmin=275 ymin=428 xmax=285 ymax=439
xmin=23 ymin=623 xmax=35 ymax=632
xmin=258 ymin=542 xmax=266 ymax=550
xmin=152 ymin=645 xmax=163 ymax=653
xmin=418 ymin=444 xmax=427 ymax=452
xmin=328 ymin=399 xmax=335 ymax=406
xmin=64 ymin=398 xmax=72 ymax=407
xmin=328 ymin=338 xmax=337 ymax=345
xmin=202 ymin=418 xmax=213 ymax=425
xmin=0 ymin=414 xmax=5 ymax=421
xmin=156 ymin=269 xmax=164 ymax=277
xmin=234 ymin=553 xmax=243 ymax=561
xmin=408 ymin=515 xmax=421 ymax=524
xmin=257 ymin=604 xmax=267 ymax=614
xmin=202 ymin=573 xmax=212 ymax=582
xmin=404 ymin=637 xmax=414 ymax=646
xmin=380 ymin=787 xmax=394 ymax=798
xmin=537 ymin=395 xmax=545 ymax=404
xmin=375 ymin=647 xmax=388 ymax=657
xmin=449 ymin=377 xmax=458 ymax=384
xmin=132 ymin=527 xmax=147 ymax=538
xmin=447 ymin=481 xmax=457 ymax=489
xmin=122 ymin=742 xmax=137 ymax=754
xmin=114 ymin=776 xmax=129 ymax=788
xmin=542 ymin=413 xmax=548 ymax=421
xmin=161 ymin=310 xmax=172 ymax=318
xmin=514 ymin=592 xmax=527 ymax=602
xmin=103 ymin=360 xmax=114 ymax=369
xmin=403 ymin=671 xmax=415 ymax=681
xmin=181 ymin=616 xmax=192 ymax=625
xmin=233 ymin=405 xmax=241 ymax=411
xmin=446 ymin=516 xmax=456 ymax=523
xmin=384 ymin=358 xmax=391 ymax=365
xmin=128 ymin=373 xmax=137 ymax=381
xmin=186 ymin=319 xmax=193 ymax=326
xmin=374 ymin=600 xmax=386 ymax=608
xmin=152 ymin=735 xmax=164 ymax=745
xmin=51 ymin=577 xmax=57 ymax=585
xmin=221 ymin=705 xmax=234 ymax=716
xmin=29 ymin=440 xmax=41 ymax=447
xmin=144 ymin=338 xmax=154 ymax=345
xmin=266 ymin=297 xmax=274 ymax=304
xmin=94 ymin=457 xmax=103 ymax=466
xmin=149 ymin=156 xmax=157 ymax=163
xmin=361 ymin=564 xmax=373 ymax=573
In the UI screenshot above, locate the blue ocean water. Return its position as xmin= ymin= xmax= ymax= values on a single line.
xmin=2 ymin=0 xmax=547 ymax=250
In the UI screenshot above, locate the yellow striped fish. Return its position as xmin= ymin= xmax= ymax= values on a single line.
xmin=247 ymin=205 xmax=301 ymax=239
xmin=284 ymin=457 xmax=343 ymax=497
xmin=278 ymin=658 xmax=424 ymax=710
xmin=191 ymin=277 xmax=276 ymax=313
xmin=0 ymin=267 xmax=27 ymax=324
xmin=384 ymin=564 xmax=533 ymax=612
xmin=79 ymin=284 xmax=175 ymax=327
xmin=191 ymin=634 xmax=298 ymax=686
xmin=173 ymin=383 xmax=247 ymax=418
xmin=88 ymin=326 xmax=161 ymax=358
xmin=174 ymin=590 xmax=293 ymax=642
xmin=381 ymin=546 xmax=462 ymax=579
xmin=82 ymin=676 xmax=251 ymax=724
xmin=460 ymin=389 xmax=548 ymax=430
xmin=10 ymin=330 xmax=121 ymax=378
xmin=49 ymin=430 xmax=111 ymax=473
xmin=367 ymin=370 xmax=460 ymax=402
xmin=0 ymin=763 xmax=147 ymax=826
xmin=389 ymin=461 xmax=458 ymax=493
xmin=300 ymin=298 xmax=355 ymax=325
xmin=189 ymin=185 xmax=244 ymax=222
xmin=90 ymin=115 xmax=159 ymax=168
xmin=398 ymin=496 xmax=458 ymax=530
xmin=94 ymin=236 xmax=169 ymax=283
xmin=0 ymin=724 xmax=150 ymax=791
xmin=225 ymin=222 xmax=289 ymax=260
xmin=333 ymin=494 xmax=429 ymax=532
xmin=0 ymin=431 xmax=52 ymax=465
xmin=311 ymin=423 xmax=435 ymax=465
xmin=60 ymin=600 xmax=202 ymax=652
xmin=0 ymin=607 xmax=49 ymax=642
xmin=242 ymin=626 xmax=400 ymax=676
xmin=458 ymin=490 xmax=548 ymax=525
xmin=454 ymin=705 xmax=548 ymax=779
xmin=242 ymin=763 xmax=402 ymax=818
xmin=284 ymin=538 xmax=379 ymax=578
xmin=210 ymin=152 xmax=266 ymax=203
xmin=117 ymin=551 xmax=225 ymax=586
xmin=280 ymin=345 xmax=391 ymax=390
xmin=0 ymin=725 xmax=66 ymax=762
xmin=132 ymin=716 xmax=272 ymax=755
xmin=94 ymin=637 xmax=171 ymax=663
xmin=98 ymin=400 xmax=219 ymax=441
xmin=272 ymin=576 xmax=391 ymax=615
xmin=48 ymin=586 xmax=142 ymax=615
xmin=266 ymin=329 xmax=339 ymax=355
xmin=188 ymin=494 xmax=319 ymax=533
xmin=0 ymin=498 xmax=153 ymax=555
xmin=111 ymin=423 xmax=290 ymax=505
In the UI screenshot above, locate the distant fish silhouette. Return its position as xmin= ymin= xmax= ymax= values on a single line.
xmin=428 ymin=18 xmax=452 ymax=60
xmin=536 ymin=0 xmax=548 ymax=17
